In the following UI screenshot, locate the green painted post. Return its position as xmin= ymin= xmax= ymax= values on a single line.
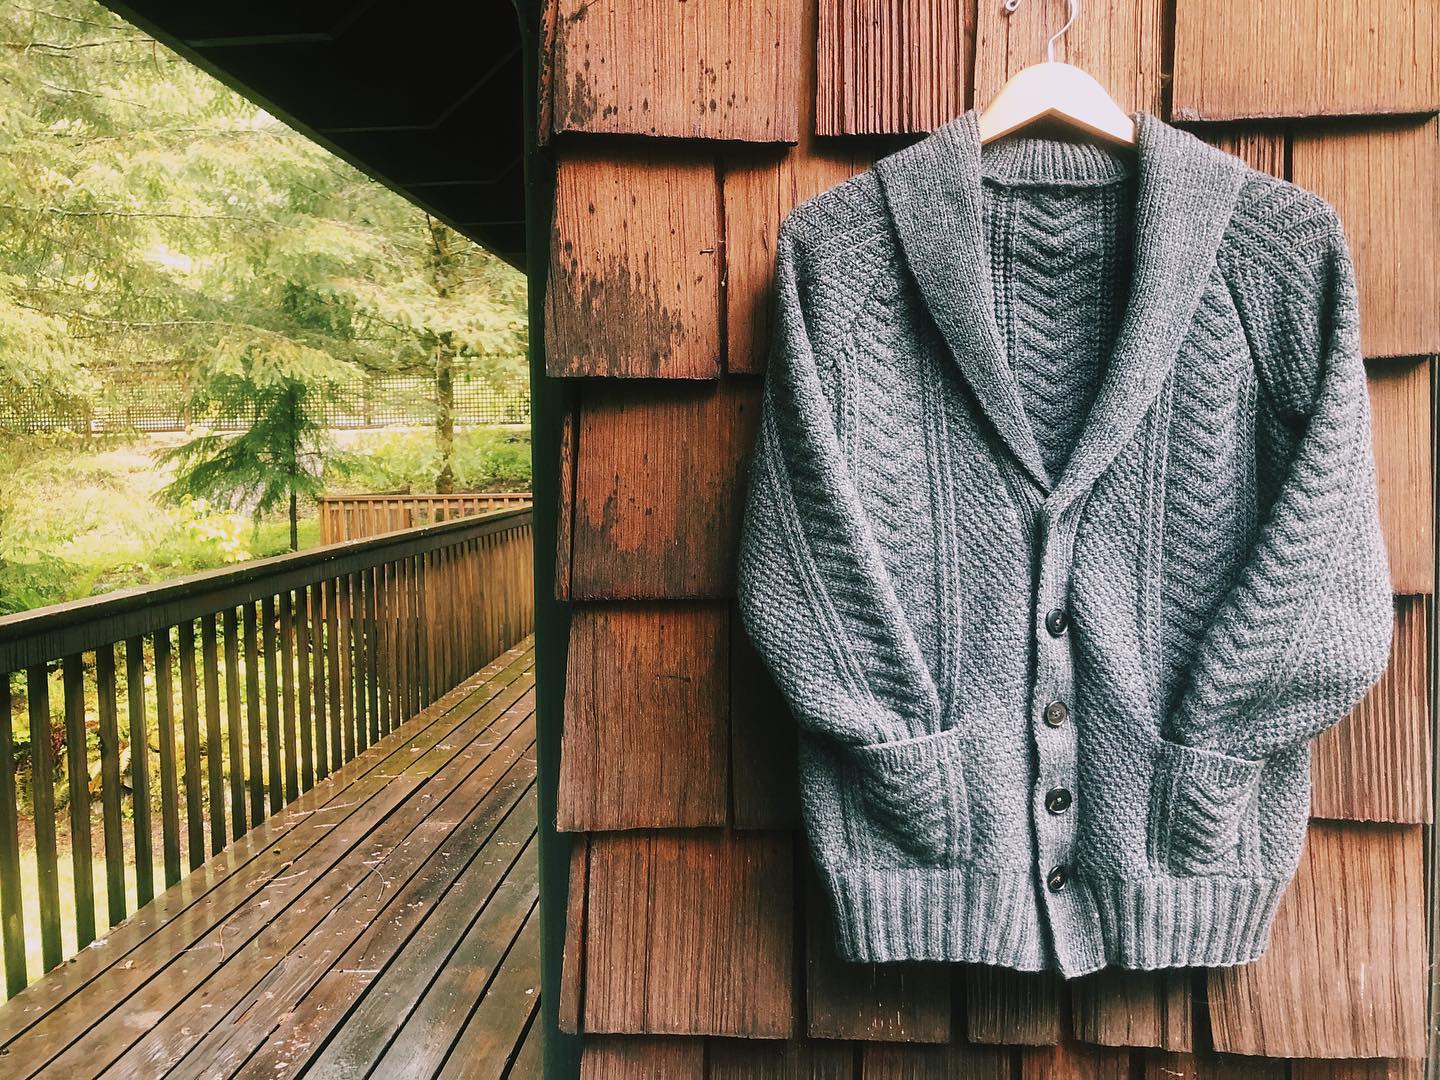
xmin=511 ymin=4 xmax=582 ymax=1077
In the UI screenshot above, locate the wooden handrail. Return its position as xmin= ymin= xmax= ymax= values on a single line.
xmin=315 ymin=492 xmax=533 ymax=544
xmin=0 ymin=508 xmax=531 ymax=671
xmin=0 ymin=507 xmax=534 ymax=997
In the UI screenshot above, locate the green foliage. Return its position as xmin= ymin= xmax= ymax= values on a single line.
xmin=0 ymin=0 xmax=528 ymax=426
xmin=0 ymin=431 xmax=321 ymax=611
xmin=156 ymin=350 xmax=359 ymax=543
xmin=329 ymin=427 xmax=532 ymax=494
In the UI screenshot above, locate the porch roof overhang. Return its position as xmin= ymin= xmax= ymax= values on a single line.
xmin=100 ymin=1 xmax=527 ymax=267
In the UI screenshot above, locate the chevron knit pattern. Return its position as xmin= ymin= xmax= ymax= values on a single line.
xmin=735 ymin=110 xmax=1394 ymax=979
xmin=984 ymin=173 xmax=1136 ymax=483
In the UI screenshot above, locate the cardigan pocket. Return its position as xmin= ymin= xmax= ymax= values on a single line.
xmin=850 ymin=726 xmax=973 ymax=868
xmin=1148 ymin=738 xmax=1265 ymax=876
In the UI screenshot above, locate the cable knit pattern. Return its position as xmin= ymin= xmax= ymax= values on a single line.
xmin=735 ymin=108 xmax=1394 ymax=978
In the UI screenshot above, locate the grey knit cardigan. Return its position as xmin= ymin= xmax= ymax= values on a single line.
xmin=734 ymin=108 xmax=1394 ymax=978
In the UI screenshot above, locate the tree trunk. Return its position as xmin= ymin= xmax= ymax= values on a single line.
xmin=435 ymin=343 xmax=456 ymax=494
xmin=288 ymin=384 xmax=300 ymax=551
xmin=426 ymin=215 xmax=460 ymax=495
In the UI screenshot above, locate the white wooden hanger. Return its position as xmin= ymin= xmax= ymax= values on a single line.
xmin=977 ymin=0 xmax=1137 ymax=148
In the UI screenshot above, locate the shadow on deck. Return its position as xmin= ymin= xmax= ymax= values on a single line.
xmin=0 ymin=636 xmax=540 ymax=1079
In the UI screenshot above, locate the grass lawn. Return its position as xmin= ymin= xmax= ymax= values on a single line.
xmin=0 ymin=424 xmax=530 ymax=614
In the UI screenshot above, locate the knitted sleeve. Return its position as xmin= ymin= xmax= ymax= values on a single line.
xmin=1168 ymin=198 xmax=1394 ymax=762
xmin=735 ymin=211 xmax=944 ymax=748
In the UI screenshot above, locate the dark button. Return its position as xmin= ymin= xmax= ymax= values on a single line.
xmin=1045 ymin=607 xmax=1070 ymax=636
xmin=1046 ymin=864 xmax=1070 ymax=891
xmin=1043 ymin=700 xmax=1068 ymax=727
xmin=1045 ymin=787 xmax=1072 ymax=814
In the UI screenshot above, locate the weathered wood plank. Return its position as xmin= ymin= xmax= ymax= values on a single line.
xmin=559 ymin=834 xmax=589 ymax=1034
xmin=815 ymin=0 xmax=972 ymax=135
xmin=1017 ymin=1037 xmax=1130 ymax=1079
xmin=556 ymin=398 xmax=577 ymax=601
xmin=578 ymin=1035 xmax=706 ymax=1078
xmin=435 ymin=899 xmax=543 ymax=1080
xmin=1069 ymin=968 xmax=1192 ymax=1050
xmin=1365 ymin=357 xmax=1434 ymax=592
xmin=722 ymin=142 xmax=872 ymax=373
xmin=1208 ymin=822 xmax=1427 ymax=1058
xmin=548 ymin=0 xmax=803 ymax=142
xmin=1173 ymin=0 xmax=1439 ymax=120
xmin=862 ymin=1039 xmax=1013 ymax=1078
xmin=1141 ymin=1050 xmax=1286 ymax=1079
xmin=1197 ymin=129 xmax=1285 ymax=177
xmin=1290 ymin=1058 xmax=1424 ymax=1079
xmin=583 ymin=830 xmax=794 ymax=1037
xmin=710 ymin=1036 xmax=857 ymax=1077
xmin=974 ymin=0 xmax=1163 ymax=116
xmin=559 ymin=602 xmax=729 ymax=830
xmin=729 ymin=599 xmax=801 ymax=829
xmin=570 ymin=379 xmax=762 ymax=598
xmin=544 ymin=144 xmax=722 ymax=379
xmin=1291 ymin=119 xmax=1440 ymax=360
xmin=1312 ymin=596 xmax=1432 ymax=823
xmin=963 ymin=965 xmax=1063 ymax=1045
xmin=805 ymin=869 xmax=951 ymax=1043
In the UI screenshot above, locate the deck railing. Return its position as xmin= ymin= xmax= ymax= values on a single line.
xmin=317 ymin=492 xmax=534 ymax=544
xmin=0 ymin=507 xmax=533 ymax=997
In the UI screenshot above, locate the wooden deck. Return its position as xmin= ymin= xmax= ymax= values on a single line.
xmin=0 ymin=637 xmax=540 ymax=1079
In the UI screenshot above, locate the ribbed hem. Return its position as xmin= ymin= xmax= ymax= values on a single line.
xmin=819 ymin=863 xmax=1290 ymax=978
xmin=980 ymin=133 xmax=1135 ymax=187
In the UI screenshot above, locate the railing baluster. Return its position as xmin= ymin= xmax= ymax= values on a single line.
xmin=294 ymin=588 xmax=313 ymax=792
xmin=125 ymin=637 xmax=154 ymax=907
xmin=222 ymin=608 xmax=246 ymax=840
xmin=200 ymin=613 xmax=225 ymax=855
xmin=365 ymin=566 xmax=380 ymax=744
xmin=0 ymin=676 xmax=27 ymax=995
xmin=418 ymin=552 xmax=432 ymax=707
xmin=324 ymin=579 xmax=343 ymax=772
xmin=95 ymin=644 xmax=126 ymax=928
xmin=61 ymin=654 xmax=95 ymax=949
xmin=260 ymin=595 xmax=281 ymax=815
xmin=337 ymin=573 xmax=355 ymax=761
xmin=152 ymin=630 xmax=181 ymax=887
xmin=349 ymin=572 xmax=368 ymax=752
xmin=243 ymin=603 xmax=264 ymax=828
xmin=309 ymin=583 xmax=329 ymax=783
xmin=27 ymin=664 xmax=61 ymax=970
xmin=278 ymin=592 xmax=299 ymax=803
xmin=177 ymin=621 xmax=204 ymax=871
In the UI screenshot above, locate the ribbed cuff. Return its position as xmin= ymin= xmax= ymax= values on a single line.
xmin=817 ymin=862 xmax=1290 ymax=978
xmin=825 ymin=865 xmax=1050 ymax=970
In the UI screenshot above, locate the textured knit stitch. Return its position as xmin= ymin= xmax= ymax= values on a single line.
xmin=734 ymin=108 xmax=1394 ymax=978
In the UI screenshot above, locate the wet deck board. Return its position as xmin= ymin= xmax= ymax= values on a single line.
xmin=0 ymin=637 xmax=540 ymax=1079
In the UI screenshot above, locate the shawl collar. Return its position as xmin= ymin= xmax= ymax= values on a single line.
xmin=872 ymin=108 xmax=1251 ymax=512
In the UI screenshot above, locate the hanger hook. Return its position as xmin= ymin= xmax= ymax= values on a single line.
xmin=1002 ymin=0 xmax=1080 ymax=64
